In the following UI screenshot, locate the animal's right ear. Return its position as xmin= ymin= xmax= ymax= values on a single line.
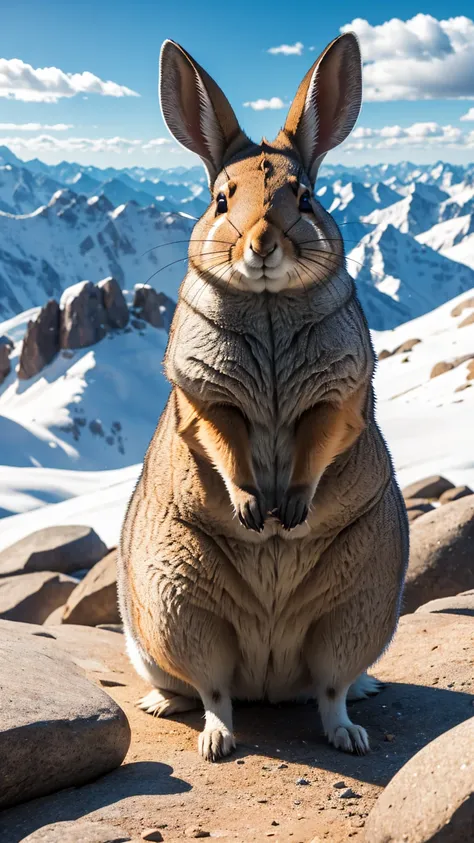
xmin=159 ymin=40 xmax=249 ymax=186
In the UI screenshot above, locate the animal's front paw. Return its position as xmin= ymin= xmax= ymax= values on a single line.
xmin=198 ymin=727 xmax=236 ymax=762
xmin=276 ymin=485 xmax=311 ymax=530
xmin=232 ymin=486 xmax=266 ymax=532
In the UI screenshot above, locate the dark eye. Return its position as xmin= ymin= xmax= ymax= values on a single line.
xmin=299 ymin=191 xmax=312 ymax=212
xmin=216 ymin=192 xmax=228 ymax=214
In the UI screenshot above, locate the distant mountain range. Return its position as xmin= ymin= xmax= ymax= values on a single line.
xmin=1 ymin=144 xmax=474 ymax=330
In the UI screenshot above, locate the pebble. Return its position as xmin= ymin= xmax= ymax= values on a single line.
xmin=339 ymin=788 xmax=361 ymax=799
xmin=296 ymin=777 xmax=311 ymax=786
xmin=141 ymin=830 xmax=164 ymax=842
xmin=333 ymin=781 xmax=346 ymax=789
xmin=236 ymin=759 xmax=245 ymax=765
xmin=184 ymin=828 xmax=210 ymax=839
xmin=277 ymin=762 xmax=288 ymax=769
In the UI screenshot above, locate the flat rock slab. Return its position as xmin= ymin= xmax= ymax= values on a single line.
xmin=403 ymin=496 xmax=474 ymax=613
xmin=0 ymin=622 xmax=130 ymax=810
xmin=364 ymin=717 xmax=474 ymax=842
xmin=0 ymin=571 xmax=76 ymax=623
xmin=0 ymin=612 xmax=472 ymax=843
xmin=402 ymin=475 xmax=454 ymax=500
xmin=62 ymin=550 xmax=120 ymax=626
xmin=415 ymin=589 xmax=474 ymax=617
xmin=0 ymin=525 xmax=108 ymax=577
xmin=20 ymin=821 xmax=135 ymax=842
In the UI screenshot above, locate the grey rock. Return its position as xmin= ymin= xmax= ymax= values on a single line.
xmin=403 ymin=496 xmax=474 ymax=613
xmin=0 ymin=342 xmax=11 ymax=384
xmin=363 ymin=717 xmax=474 ymax=842
xmin=60 ymin=281 xmax=108 ymax=349
xmin=0 ymin=571 xmax=76 ymax=623
xmin=98 ymin=276 xmax=129 ymax=329
xmin=402 ymin=475 xmax=454 ymax=500
xmin=133 ymin=285 xmax=175 ymax=330
xmin=439 ymin=485 xmax=473 ymax=504
xmin=0 ymin=525 xmax=108 ymax=578
xmin=62 ymin=550 xmax=120 ymax=626
xmin=20 ymin=821 xmax=133 ymax=842
xmin=0 ymin=622 xmax=130 ymax=810
xmin=415 ymin=589 xmax=474 ymax=618
xmin=18 ymin=299 xmax=60 ymax=380
xmin=404 ymin=498 xmax=434 ymax=514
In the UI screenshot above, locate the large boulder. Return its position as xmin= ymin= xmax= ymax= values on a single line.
xmin=17 ymin=299 xmax=60 ymax=380
xmin=133 ymin=285 xmax=175 ymax=329
xmin=402 ymin=475 xmax=454 ymax=500
xmin=98 ymin=277 xmax=129 ymax=329
xmin=439 ymin=485 xmax=473 ymax=504
xmin=0 ymin=342 xmax=11 ymax=384
xmin=60 ymin=281 xmax=108 ymax=349
xmin=0 ymin=525 xmax=108 ymax=578
xmin=415 ymin=590 xmax=474 ymax=618
xmin=404 ymin=498 xmax=434 ymax=514
xmin=363 ymin=717 xmax=474 ymax=843
xmin=20 ymin=821 xmax=133 ymax=842
xmin=0 ymin=571 xmax=76 ymax=623
xmin=403 ymin=496 xmax=474 ymax=612
xmin=61 ymin=550 xmax=120 ymax=626
xmin=0 ymin=621 xmax=130 ymax=810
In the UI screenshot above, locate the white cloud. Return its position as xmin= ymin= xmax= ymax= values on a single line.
xmin=268 ymin=42 xmax=303 ymax=56
xmin=142 ymin=138 xmax=172 ymax=149
xmin=0 ymin=57 xmax=139 ymax=102
xmin=460 ymin=107 xmax=474 ymax=121
xmin=346 ymin=122 xmax=474 ymax=150
xmin=0 ymin=122 xmax=73 ymax=131
xmin=0 ymin=135 xmax=171 ymax=154
xmin=243 ymin=97 xmax=285 ymax=111
xmin=341 ymin=15 xmax=474 ymax=100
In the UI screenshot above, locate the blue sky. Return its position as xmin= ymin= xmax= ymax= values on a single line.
xmin=1 ymin=1 xmax=474 ymax=169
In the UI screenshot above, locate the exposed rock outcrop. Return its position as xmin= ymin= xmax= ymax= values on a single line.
xmin=0 ymin=621 xmax=130 ymax=810
xmin=98 ymin=276 xmax=129 ymax=329
xmin=402 ymin=475 xmax=454 ymax=500
xmin=403 ymin=495 xmax=474 ymax=612
xmin=60 ymin=281 xmax=108 ymax=349
xmin=18 ymin=299 xmax=60 ymax=380
xmin=363 ymin=717 xmax=474 ymax=842
xmin=61 ymin=550 xmax=120 ymax=626
xmin=133 ymin=285 xmax=175 ymax=330
xmin=0 ymin=341 xmax=11 ymax=384
xmin=0 ymin=525 xmax=108 ymax=578
xmin=0 ymin=571 xmax=76 ymax=623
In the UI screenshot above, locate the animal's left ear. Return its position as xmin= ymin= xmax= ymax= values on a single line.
xmin=284 ymin=33 xmax=362 ymax=183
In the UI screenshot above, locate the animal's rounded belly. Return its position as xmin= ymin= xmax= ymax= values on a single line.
xmin=226 ymin=539 xmax=315 ymax=702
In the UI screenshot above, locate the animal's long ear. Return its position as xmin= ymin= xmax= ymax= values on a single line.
xmin=284 ymin=33 xmax=362 ymax=183
xmin=160 ymin=40 xmax=249 ymax=186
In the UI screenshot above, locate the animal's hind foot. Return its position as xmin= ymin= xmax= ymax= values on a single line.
xmin=347 ymin=673 xmax=385 ymax=701
xmin=137 ymin=688 xmax=198 ymax=717
xmin=198 ymin=727 xmax=236 ymax=762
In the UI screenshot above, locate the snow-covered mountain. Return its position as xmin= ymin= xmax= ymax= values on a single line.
xmin=348 ymin=223 xmax=474 ymax=329
xmin=2 ymin=146 xmax=474 ymax=331
xmin=0 ymin=190 xmax=193 ymax=317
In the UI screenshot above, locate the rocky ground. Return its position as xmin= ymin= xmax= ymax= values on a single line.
xmin=0 ymin=475 xmax=473 ymax=843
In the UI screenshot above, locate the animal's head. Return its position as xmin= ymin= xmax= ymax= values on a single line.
xmin=160 ymin=34 xmax=362 ymax=294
